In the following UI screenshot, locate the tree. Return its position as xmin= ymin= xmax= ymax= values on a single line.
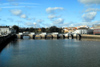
xmin=58 ymin=28 xmax=63 ymax=33
xmin=12 ymin=25 xmax=19 ymax=33
xmin=29 ymin=27 xmax=35 ymax=32
xmin=25 ymin=28 xmax=29 ymax=31
xmin=19 ymin=28 xmax=25 ymax=32
xmin=41 ymin=27 xmax=46 ymax=32
xmin=49 ymin=26 xmax=59 ymax=32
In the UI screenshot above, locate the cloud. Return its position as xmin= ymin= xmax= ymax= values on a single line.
xmin=46 ymin=7 xmax=64 ymax=14
xmin=25 ymin=22 xmax=41 ymax=27
xmin=25 ymin=22 xmax=33 ymax=26
xmin=46 ymin=7 xmax=64 ymax=24
xmin=91 ymin=21 xmax=100 ymax=25
xmin=24 ymin=19 xmax=44 ymax=27
xmin=69 ymin=24 xmax=74 ymax=27
xmin=1 ymin=2 xmax=39 ymax=6
xmin=20 ymin=14 xmax=27 ymax=18
xmin=10 ymin=9 xmax=27 ymax=19
xmin=82 ymin=12 xmax=97 ymax=22
xmin=69 ymin=21 xmax=100 ymax=27
xmin=79 ymin=21 xmax=100 ymax=26
xmin=36 ymin=19 xmax=44 ymax=23
xmin=0 ymin=2 xmax=39 ymax=6
xmin=48 ymin=15 xmax=61 ymax=20
xmin=1 ymin=6 xmax=24 ymax=8
xmin=48 ymin=15 xmax=56 ymax=20
xmin=0 ymin=2 xmax=37 ymax=8
xmin=0 ymin=2 xmax=19 ymax=6
xmin=19 ymin=3 xmax=40 ymax=5
xmin=85 ymin=8 xmax=100 ymax=12
xmin=10 ymin=9 xmax=22 ymax=15
xmin=1 ymin=6 xmax=36 ymax=8
xmin=58 ymin=23 xmax=70 ymax=27
xmin=53 ymin=18 xmax=64 ymax=24
xmin=78 ymin=0 xmax=100 ymax=5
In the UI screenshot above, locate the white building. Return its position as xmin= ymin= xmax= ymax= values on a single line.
xmin=0 ymin=26 xmax=16 ymax=36
xmin=73 ymin=25 xmax=93 ymax=34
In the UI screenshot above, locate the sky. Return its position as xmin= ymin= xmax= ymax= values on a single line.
xmin=0 ymin=0 xmax=100 ymax=28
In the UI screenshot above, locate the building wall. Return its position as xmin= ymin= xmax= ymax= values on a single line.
xmin=0 ymin=27 xmax=16 ymax=35
xmin=93 ymin=29 xmax=100 ymax=35
xmin=87 ymin=29 xmax=93 ymax=34
xmin=73 ymin=29 xmax=91 ymax=34
xmin=0 ymin=28 xmax=9 ymax=35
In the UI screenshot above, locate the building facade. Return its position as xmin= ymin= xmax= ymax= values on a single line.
xmin=0 ymin=26 xmax=16 ymax=35
xmin=93 ymin=24 xmax=100 ymax=35
xmin=63 ymin=27 xmax=77 ymax=33
xmin=73 ymin=25 xmax=93 ymax=34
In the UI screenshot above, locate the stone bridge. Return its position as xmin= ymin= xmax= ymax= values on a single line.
xmin=16 ymin=32 xmax=82 ymax=39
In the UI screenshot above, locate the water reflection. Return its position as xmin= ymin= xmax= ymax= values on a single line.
xmin=0 ymin=37 xmax=100 ymax=67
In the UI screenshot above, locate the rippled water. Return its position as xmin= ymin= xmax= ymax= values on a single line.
xmin=0 ymin=36 xmax=100 ymax=67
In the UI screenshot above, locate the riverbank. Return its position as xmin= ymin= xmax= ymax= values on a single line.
xmin=81 ymin=34 xmax=100 ymax=39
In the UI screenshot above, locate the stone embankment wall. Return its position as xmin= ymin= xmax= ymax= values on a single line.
xmin=0 ymin=34 xmax=17 ymax=52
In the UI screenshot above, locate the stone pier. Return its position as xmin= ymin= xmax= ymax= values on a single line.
xmin=46 ymin=35 xmax=53 ymax=39
xmin=59 ymin=34 xmax=65 ymax=39
xmin=40 ymin=33 xmax=47 ymax=39
xmin=52 ymin=34 xmax=59 ymax=38
xmin=35 ymin=35 xmax=42 ymax=39
xmin=28 ymin=33 xmax=35 ymax=39
xmin=17 ymin=34 xmax=23 ymax=39
xmin=63 ymin=34 xmax=69 ymax=38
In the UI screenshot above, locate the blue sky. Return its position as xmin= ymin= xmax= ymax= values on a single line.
xmin=0 ymin=0 xmax=100 ymax=28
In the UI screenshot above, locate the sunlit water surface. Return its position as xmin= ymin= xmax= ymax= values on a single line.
xmin=0 ymin=36 xmax=100 ymax=67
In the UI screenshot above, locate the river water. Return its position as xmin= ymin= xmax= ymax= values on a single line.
xmin=0 ymin=36 xmax=100 ymax=67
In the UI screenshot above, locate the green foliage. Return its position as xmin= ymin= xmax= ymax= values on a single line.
xmin=13 ymin=26 xmax=63 ymax=33
xmin=49 ymin=26 xmax=59 ymax=32
xmin=41 ymin=27 xmax=46 ymax=32
xmin=12 ymin=25 xmax=19 ymax=33
xmin=29 ymin=27 xmax=35 ymax=32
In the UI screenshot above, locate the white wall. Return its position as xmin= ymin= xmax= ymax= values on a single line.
xmin=73 ymin=29 xmax=88 ymax=34
xmin=0 ymin=27 xmax=16 ymax=35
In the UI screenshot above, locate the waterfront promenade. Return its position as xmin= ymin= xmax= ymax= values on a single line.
xmin=81 ymin=34 xmax=100 ymax=39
